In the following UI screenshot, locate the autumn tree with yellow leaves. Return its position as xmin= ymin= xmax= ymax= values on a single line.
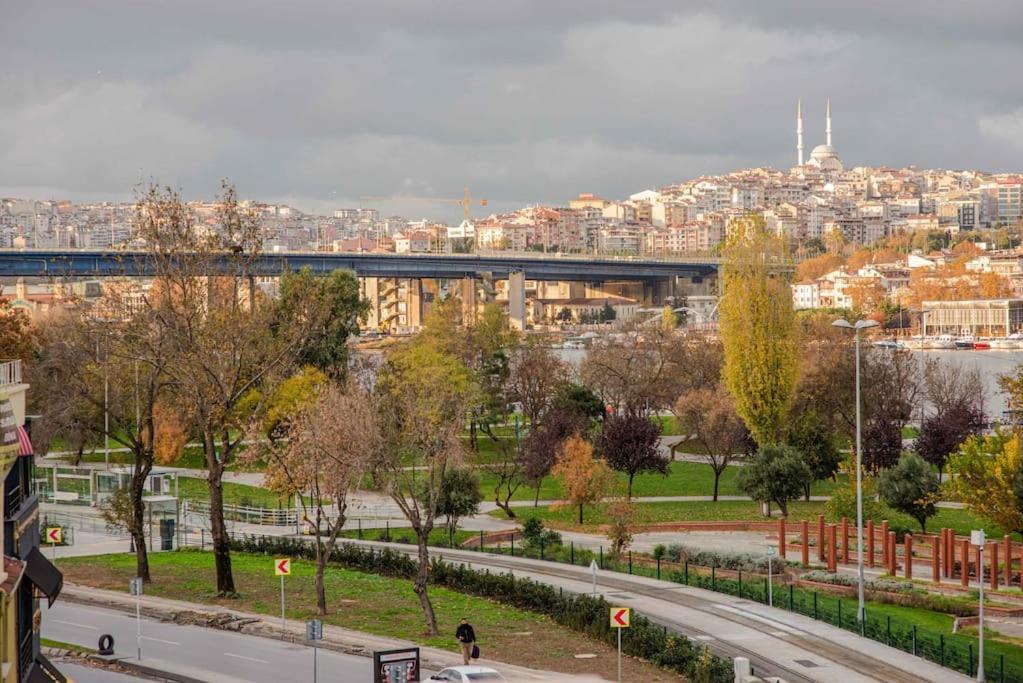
xmin=719 ymin=213 xmax=799 ymax=445
xmin=946 ymin=434 xmax=1023 ymax=535
xmin=551 ymin=434 xmax=617 ymax=525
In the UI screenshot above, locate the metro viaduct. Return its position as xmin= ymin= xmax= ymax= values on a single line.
xmin=0 ymin=249 xmax=720 ymax=330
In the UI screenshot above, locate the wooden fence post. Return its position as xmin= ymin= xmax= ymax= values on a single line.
xmin=904 ymin=534 xmax=913 ymax=579
xmin=841 ymin=517 xmax=850 ymax=565
xmin=881 ymin=520 xmax=890 ymax=568
xmin=1004 ymin=535 xmax=1012 ymax=588
xmin=867 ymin=519 xmax=875 ymax=568
xmin=817 ymin=514 xmax=826 ymax=563
xmin=961 ymin=538 xmax=970 ymax=588
xmin=801 ymin=520 xmax=809 ymax=567
xmin=991 ymin=542 xmax=999 ymax=591
xmin=828 ymin=524 xmax=838 ymax=573
xmin=778 ymin=518 xmax=786 ymax=559
xmin=932 ymin=535 xmax=940 ymax=584
xmin=889 ymin=531 xmax=897 ymax=576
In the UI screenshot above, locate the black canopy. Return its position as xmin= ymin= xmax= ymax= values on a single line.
xmin=24 ymin=546 xmax=62 ymax=607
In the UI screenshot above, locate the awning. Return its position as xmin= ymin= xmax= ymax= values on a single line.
xmin=24 ymin=546 xmax=63 ymax=607
xmin=26 ymin=653 xmax=67 ymax=683
xmin=17 ymin=425 xmax=33 ymax=456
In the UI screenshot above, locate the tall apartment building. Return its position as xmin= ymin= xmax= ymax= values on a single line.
xmin=998 ymin=181 xmax=1023 ymax=226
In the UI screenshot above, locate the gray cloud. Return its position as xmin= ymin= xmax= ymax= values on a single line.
xmin=1 ymin=1 xmax=1021 ymax=221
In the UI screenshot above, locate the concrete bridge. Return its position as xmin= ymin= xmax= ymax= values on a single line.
xmin=0 ymin=249 xmax=719 ymax=281
xmin=0 ymin=249 xmax=720 ymax=331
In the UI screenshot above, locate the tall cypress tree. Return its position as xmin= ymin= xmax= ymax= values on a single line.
xmin=718 ymin=213 xmax=799 ymax=446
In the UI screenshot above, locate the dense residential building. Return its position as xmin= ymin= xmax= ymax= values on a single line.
xmin=2 ymin=100 xmax=1022 ymax=274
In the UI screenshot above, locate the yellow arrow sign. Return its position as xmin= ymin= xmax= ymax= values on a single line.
xmin=274 ymin=558 xmax=291 ymax=576
xmin=45 ymin=527 xmax=63 ymax=544
xmin=610 ymin=607 xmax=630 ymax=628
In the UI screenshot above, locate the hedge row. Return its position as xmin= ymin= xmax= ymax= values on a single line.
xmin=230 ymin=534 xmax=732 ymax=682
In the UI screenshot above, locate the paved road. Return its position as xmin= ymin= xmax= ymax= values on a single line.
xmin=44 ymin=602 xmax=400 ymax=683
xmin=352 ymin=539 xmax=970 ymax=683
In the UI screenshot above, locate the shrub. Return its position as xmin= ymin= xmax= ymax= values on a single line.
xmin=520 ymin=517 xmax=562 ymax=548
xmin=798 ymin=571 xmax=977 ymax=616
xmin=661 ymin=543 xmax=785 ymax=573
xmin=801 ymin=570 xmax=913 ymax=593
xmin=228 ymin=535 xmax=731 ymax=682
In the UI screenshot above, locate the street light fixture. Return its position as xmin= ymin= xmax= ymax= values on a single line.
xmin=972 ymin=529 xmax=987 ymax=682
xmin=832 ymin=317 xmax=879 ymax=624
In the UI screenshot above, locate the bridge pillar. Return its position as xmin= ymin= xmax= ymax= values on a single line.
xmin=641 ymin=281 xmax=656 ymax=306
xmin=361 ymin=277 xmax=382 ymax=330
xmin=405 ymin=278 xmax=423 ymax=329
xmin=508 ymin=270 xmax=526 ymax=331
xmin=461 ymin=277 xmax=478 ymax=325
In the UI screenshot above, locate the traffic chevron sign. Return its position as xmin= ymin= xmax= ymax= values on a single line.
xmin=274 ymin=558 xmax=292 ymax=576
xmin=45 ymin=527 xmax=62 ymax=544
xmin=610 ymin=607 xmax=630 ymax=628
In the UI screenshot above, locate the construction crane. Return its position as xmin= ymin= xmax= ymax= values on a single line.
xmin=360 ymin=187 xmax=488 ymax=222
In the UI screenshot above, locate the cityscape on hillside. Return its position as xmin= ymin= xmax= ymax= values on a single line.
xmin=6 ymin=3 xmax=1023 ymax=683
xmin=4 ymin=101 xmax=1023 ymax=336
xmin=4 ymin=101 xmax=1022 ymax=255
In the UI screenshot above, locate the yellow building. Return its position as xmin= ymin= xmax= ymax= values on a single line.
xmin=1 ymin=360 xmax=65 ymax=682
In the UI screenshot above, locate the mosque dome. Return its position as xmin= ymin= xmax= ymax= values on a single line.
xmin=795 ymin=99 xmax=843 ymax=172
xmin=808 ymin=143 xmax=843 ymax=172
xmin=810 ymin=144 xmax=838 ymax=159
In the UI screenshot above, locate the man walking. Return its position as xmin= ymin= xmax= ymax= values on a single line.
xmin=455 ymin=618 xmax=476 ymax=665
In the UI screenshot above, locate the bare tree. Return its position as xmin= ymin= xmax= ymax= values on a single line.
xmin=33 ymin=290 xmax=171 ymax=582
xmin=137 ymin=183 xmax=321 ymax=596
xmin=921 ymin=357 xmax=984 ymax=416
xmin=373 ymin=335 xmax=478 ymax=634
xmin=250 ymin=381 xmax=379 ymax=614
xmin=581 ymin=327 xmax=721 ymax=415
xmin=507 ymin=339 xmax=570 ymax=426
xmin=672 ymin=384 xmax=752 ymax=500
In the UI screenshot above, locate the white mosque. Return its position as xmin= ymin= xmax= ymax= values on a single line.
xmin=796 ymin=99 xmax=843 ymax=173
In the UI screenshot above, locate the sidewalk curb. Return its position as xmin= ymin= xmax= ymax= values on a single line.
xmin=87 ymin=655 xmax=206 ymax=683
xmin=41 ymin=647 xmax=204 ymax=683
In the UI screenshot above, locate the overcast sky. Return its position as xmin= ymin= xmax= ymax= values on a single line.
xmin=2 ymin=1 xmax=1022 ymax=221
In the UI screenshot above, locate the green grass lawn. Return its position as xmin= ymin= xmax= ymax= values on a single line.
xmin=479 ymin=460 xmax=844 ymax=505
xmin=496 ymin=499 xmax=999 ymax=537
xmin=57 ymin=551 xmax=676 ymax=680
xmin=176 ymin=477 xmax=291 ymax=508
xmin=499 ymin=500 xmax=828 ymax=529
xmin=339 ymin=526 xmax=476 ymax=547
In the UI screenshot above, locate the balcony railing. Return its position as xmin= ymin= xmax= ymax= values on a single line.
xmin=17 ymin=626 xmax=32 ymax=680
xmin=0 ymin=359 xmax=22 ymax=386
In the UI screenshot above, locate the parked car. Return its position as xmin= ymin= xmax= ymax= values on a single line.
xmin=427 ymin=666 xmax=506 ymax=682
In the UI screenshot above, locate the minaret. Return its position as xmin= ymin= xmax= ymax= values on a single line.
xmin=796 ymin=99 xmax=804 ymax=166
xmin=826 ymin=97 xmax=832 ymax=147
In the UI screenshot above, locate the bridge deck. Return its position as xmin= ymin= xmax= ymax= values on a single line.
xmin=0 ymin=249 xmax=720 ymax=281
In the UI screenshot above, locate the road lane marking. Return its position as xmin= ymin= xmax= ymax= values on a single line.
xmin=712 ymin=605 xmax=802 ymax=635
xmin=223 ymin=653 xmax=269 ymax=664
xmin=140 ymin=636 xmax=180 ymax=645
xmin=53 ymin=620 xmax=97 ymax=630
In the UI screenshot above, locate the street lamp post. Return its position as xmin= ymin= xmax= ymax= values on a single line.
xmin=832 ymin=317 xmax=879 ymax=624
xmin=973 ymin=529 xmax=986 ymax=682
